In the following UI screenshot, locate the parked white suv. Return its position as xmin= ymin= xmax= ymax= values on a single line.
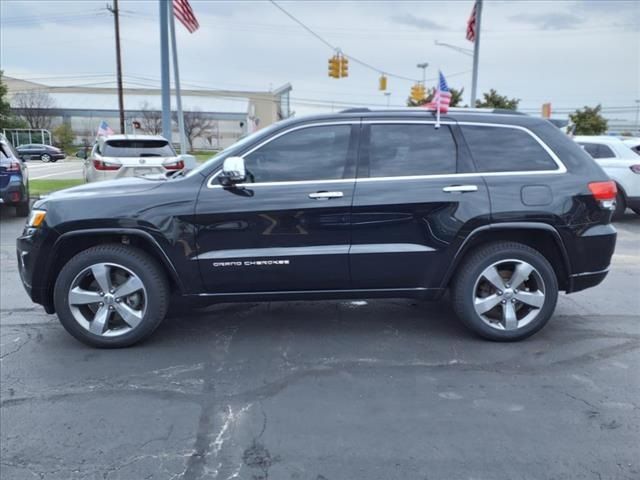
xmin=574 ymin=135 xmax=640 ymax=218
xmin=82 ymin=135 xmax=195 ymax=183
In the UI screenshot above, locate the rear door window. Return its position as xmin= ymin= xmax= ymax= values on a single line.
xmin=578 ymin=143 xmax=616 ymax=159
xmin=103 ymin=140 xmax=176 ymax=157
xmin=367 ymin=124 xmax=457 ymax=177
xmin=461 ymin=125 xmax=558 ymax=172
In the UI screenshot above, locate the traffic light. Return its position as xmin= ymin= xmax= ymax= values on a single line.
xmin=340 ymin=56 xmax=349 ymax=78
xmin=328 ymin=55 xmax=340 ymax=78
xmin=379 ymin=75 xmax=387 ymax=91
xmin=411 ymin=83 xmax=425 ymax=102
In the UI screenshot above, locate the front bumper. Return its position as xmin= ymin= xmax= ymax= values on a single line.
xmin=17 ymin=224 xmax=56 ymax=312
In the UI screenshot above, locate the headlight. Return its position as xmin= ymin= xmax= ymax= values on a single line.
xmin=27 ymin=209 xmax=47 ymax=228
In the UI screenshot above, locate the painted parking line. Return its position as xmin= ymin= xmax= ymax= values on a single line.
xmin=31 ymin=169 xmax=84 ymax=180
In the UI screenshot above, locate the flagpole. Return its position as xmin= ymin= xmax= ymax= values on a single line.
xmin=470 ymin=0 xmax=483 ymax=107
xmin=435 ymin=70 xmax=441 ymax=129
xmin=169 ymin=0 xmax=187 ymax=154
xmin=159 ymin=0 xmax=172 ymax=141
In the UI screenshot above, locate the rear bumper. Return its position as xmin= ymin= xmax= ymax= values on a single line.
xmin=565 ymin=223 xmax=616 ymax=293
xmin=0 ymin=180 xmax=27 ymax=205
xmin=568 ymin=268 xmax=609 ymax=293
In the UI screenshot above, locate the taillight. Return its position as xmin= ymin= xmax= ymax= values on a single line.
xmin=93 ymin=159 xmax=121 ymax=171
xmin=6 ymin=161 xmax=21 ymax=172
xmin=630 ymin=165 xmax=640 ymax=174
xmin=163 ymin=160 xmax=185 ymax=171
xmin=588 ymin=180 xmax=617 ymax=210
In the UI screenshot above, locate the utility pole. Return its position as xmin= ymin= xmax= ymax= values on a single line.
xmin=417 ymin=62 xmax=429 ymax=85
xmin=159 ymin=0 xmax=172 ymax=141
xmin=470 ymin=0 xmax=483 ymax=107
xmin=107 ymin=0 xmax=125 ymax=134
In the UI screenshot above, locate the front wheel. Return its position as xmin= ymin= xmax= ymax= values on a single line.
xmin=53 ymin=244 xmax=169 ymax=348
xmin=451 ymin=241 xmax=558 ymax=341
xmin=40 ymin=153 xmax=51 ymax=162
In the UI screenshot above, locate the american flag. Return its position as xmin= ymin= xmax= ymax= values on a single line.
xmin=173 ymin=0 xmax=199 ymax=33
xmin=426 ymin=71 xmax=452 ymax=114
xmin=96 ymin=120 xmax=114 ymax=137
xmin=466 ymin=1 xmax=478 ymax=42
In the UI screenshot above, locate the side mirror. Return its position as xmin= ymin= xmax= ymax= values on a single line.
xmin=219 ymin=156 xmax=246 ymax=185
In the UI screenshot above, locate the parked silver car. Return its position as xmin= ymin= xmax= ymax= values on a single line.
xmin=81 ymin=135 xmax=195 ymax=182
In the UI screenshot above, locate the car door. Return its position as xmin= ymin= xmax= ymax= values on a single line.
xmin=195 ymin=122 xmax=359 ymax=294
xmin=349 ymin=120 xmax=490 ymax=291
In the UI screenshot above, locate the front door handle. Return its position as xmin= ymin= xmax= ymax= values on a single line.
xmin=442 ymin=185 xmax=478 ymax=193
xmin=309 ymin=191 xmax=344 ymax=200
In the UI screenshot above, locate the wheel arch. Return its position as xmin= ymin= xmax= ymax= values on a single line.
xmin=442 ymin=222 xmax=571 ymax=292
xmin=42 ymin=229 xmax=183 ymax=313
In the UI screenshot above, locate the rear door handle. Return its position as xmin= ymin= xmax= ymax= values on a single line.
xmin=309 ymin=191 xmax=344 ymax=200
xmin=442 ymin=185 xmax=478 ymax=193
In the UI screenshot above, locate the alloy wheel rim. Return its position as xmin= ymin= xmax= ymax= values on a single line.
xmin=42 ymin=154 xmax=50 ymax=162
xmin=68 ymin=262 xmax=147 ymax=337
xmin=472 ymin=259 xmax=546 ymax=331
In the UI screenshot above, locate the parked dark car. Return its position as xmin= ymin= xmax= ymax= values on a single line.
xmin=17 ymin=108 xmax=617 ymax=348
xmin=16 ymin=143 xmax=65 ymax=162
xmin=1 ymin=134 xmax=30 ymax=217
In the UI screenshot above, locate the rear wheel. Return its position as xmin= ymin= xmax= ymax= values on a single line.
xmin=40 ymin=153 xmax=51 ymax=162
xmin=451 ymin=242 xmax=558 ymax=341
xmin=53 ymin=244 xmax=169 ymax=348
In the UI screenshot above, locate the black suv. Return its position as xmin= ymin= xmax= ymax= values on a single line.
xmin=17 ymin=109 xmax=617 ymax=347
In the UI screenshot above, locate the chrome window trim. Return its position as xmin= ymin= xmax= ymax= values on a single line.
xmin=206 ymin=119 xmax=567 ymax=189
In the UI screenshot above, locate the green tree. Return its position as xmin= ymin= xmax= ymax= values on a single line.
xmin=569 ymin=105 xmax=608 ymax=135
xmin=407 ymin=87 xmax=464 ymax=108
xmin=475 ymin=89 xmax=520 ymax=110
xmin=53 ymin=123 xmax=75 ymax=152
xmin=0 ymin=70 xmax=27 ymax=129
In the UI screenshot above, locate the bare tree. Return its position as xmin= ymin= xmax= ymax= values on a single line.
xmin=139 ymin=101 xmax=162 ymax=135
xmin=173 ymin=109 xmax=216 ymax=150
xmin=12 ymin=90 xmax=55 ymax=129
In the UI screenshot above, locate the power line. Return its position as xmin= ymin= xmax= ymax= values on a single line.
xmin=268 ymin=0 xmax=421 ymax=83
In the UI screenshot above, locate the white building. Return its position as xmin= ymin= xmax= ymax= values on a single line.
xmin=4 ymin=76 xmax=292 ymax=149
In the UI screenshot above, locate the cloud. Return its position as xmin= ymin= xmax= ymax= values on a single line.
xmin=508 ymin=12 xmax=585 ymax=30
xmin=390 ymin=13 xmax=447 ymax=31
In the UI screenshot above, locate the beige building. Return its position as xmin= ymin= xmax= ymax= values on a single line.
xmin=4 ymin=76 xmax=292 ymax=149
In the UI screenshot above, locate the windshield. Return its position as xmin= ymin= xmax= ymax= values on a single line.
xmin=185 ymin=122 xmax=286 ymax=178
xmin=102 ymin=139 xmax=176 ymax=158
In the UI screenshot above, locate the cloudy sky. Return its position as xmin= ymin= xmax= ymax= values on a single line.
xmin=1 ymin=0 xmax=638 ymax=120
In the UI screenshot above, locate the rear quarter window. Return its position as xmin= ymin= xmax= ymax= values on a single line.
xmin=461 ymin=125 xmax=558 ymax=173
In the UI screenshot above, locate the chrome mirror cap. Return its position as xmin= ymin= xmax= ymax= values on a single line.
xmin=219 ymin=156 xmax=246 ymax=185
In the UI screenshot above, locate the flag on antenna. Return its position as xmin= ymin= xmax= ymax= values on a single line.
xmin=96 ymin=120 xmax=114 ymax=137
xmin=466 ymin=1 xmax=478 ymax=42
xmin=173 ymin=0 xmax=200 ymax=33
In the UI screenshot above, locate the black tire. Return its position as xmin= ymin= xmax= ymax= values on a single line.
xmin=40 ymin=153 xmax=51 ymax=162
xmin=612 ymin=190 xmax=626 ymax=220
xmin=451 ymin=241 xmax=558 ymax=342
xmin=15 ymin=199 xmax=30 ymax=217
xmin=632 ymin=208 xmax=640 ymax=216
xmin=53 ymin=244 xmax=169 ymax=348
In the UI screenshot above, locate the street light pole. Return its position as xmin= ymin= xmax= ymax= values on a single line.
xmin=416 ymin=62 xmax=429 ymax=85
xmin=159 ymin=0 xmax=172 ymax=141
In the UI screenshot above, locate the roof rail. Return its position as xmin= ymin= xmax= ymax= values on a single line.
xmin=339 ymin=107 xmax=526 ymax=116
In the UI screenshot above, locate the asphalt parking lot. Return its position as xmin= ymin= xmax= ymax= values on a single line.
xmin=1 ymin=206 xmax=639 ymax=479
xmin=25 ymin=158 xmax=84 ymax=180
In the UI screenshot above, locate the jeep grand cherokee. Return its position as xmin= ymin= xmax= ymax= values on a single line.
xmin=17 ymin=109 xmax=617 ymax=347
